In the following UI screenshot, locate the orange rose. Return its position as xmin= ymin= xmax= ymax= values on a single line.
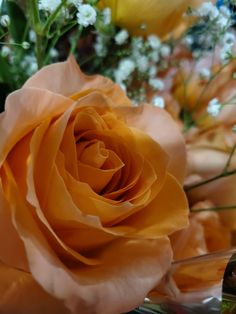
xmin=172 ymin=51 xmax=236 ymax=126
xmin=170 ymin=201 xmax=231 ymax=261
xmin=99 ymin=0 xmax=204 ymax=37
xmin=149 ymin=249 xmax=233 ymax=305
xmin=186 ymin=123 xmax=236 ymax=230
xmin=0 ymin=57 xmax=188 ymax=313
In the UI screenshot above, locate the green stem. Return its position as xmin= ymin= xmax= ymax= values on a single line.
xmin=44 ymin=21 xmax=77 ymax=65
xmin=28 ymin=0 xmax=42 ymax=33
xmin=0 ymin=31 xmax=8 ymax=41
xmin=36 ymin=33 xmax=44 ymax=69
xmin=224 ymin=144 xmax=236 ymax=172
xmin=43 ymin=0 xmax=68 ymax=36
xmin=27 ymin=0 xmax=44 ymax=69
xmin=185 ymin=167 xmax=236 ymax=191
xmin=191 ymin=205 xmax=236 ymax=212
xmin=192 ymin=59 xmax=235 ymax=111
xmin=69 ymin=25 xmax=83 ymax=55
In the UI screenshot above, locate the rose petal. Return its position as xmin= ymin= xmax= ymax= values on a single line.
xmin=0 ymin=88 xmax=73 ymax=166
xmin=117 ymin=104 xmax=186 ymax=183
xmin=0 ymin=262 xmax=69 ymax=314
xmin=24 ymin=56 xmax=131 ymax=108
xmin=117 ymin=174 xmax=189 ymax=238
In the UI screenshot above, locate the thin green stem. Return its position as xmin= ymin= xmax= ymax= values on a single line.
xmin=36 ymin=33 xmax=44 ymax=69
xmin=0 ymin=31 xmax=8 ymax=41
xmin=185 ymin=167 xmax=236 ymax=191
xmin=44 ymin=21 xmax=77 ymax=65
xmin=69 ymin=25 xmax=83 ymax=55
xmin=28 ymin=0 xmax=42 ymax=33
xmin=43 ymin=0 xmax=68 ymax=36
xmin=192 ymin=59 xmax=235 ymax=111
xmin=191 ymin=205 xmax=236 ymax=212
xmin=224 ymin=144 xmax=236 ymax=172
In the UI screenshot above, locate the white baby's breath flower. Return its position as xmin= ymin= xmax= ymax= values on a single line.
xmin=184 ymin=35 xmax=194 ymax=46
xmin=1 ymin=45 xmax=10 ymax=57
xmin=29 ymin=30 xmax=36 ymax=43
xmin=149 ymin=78 xmax=165 ymax=91
xmin=132 ymin=36 xmax=144 ymax=50
xmin=94 ymin=35 xmax=108 ymax=57
xmin=68 ymin=0 xmax=82 ymax=7
xmin=115 ymin=29 xmax=129 ymax=45
xmin=160 ymin=44 xmax=171 ymax=58
xmin=136 ymin=55 xmax=149 ymax=72
xmin=219 ymin=5 xmax=231 ymax=18
xmin=148 ymin=35 xmax=161 ymax=49
xmin=220 ymin=46 xmax=232 ymax=64
xmin=0 ymin=14 xmax=10 ymax=27
xmin=148 ymin=65 xmax=157 ymax=78
xmin=22 ymin=41 xmax=30 ymax=50
xmin=198 ymin=67 xmax=211 ymax=80
xmin=149 ymin=50 xmax=160 ymax=63
xmin=77 ymin=4 xmax=97 ymax=27
xmin=197 ymin=2 xmax=219 ymax=20
xmin=217 ymin=14 xmax=229 ymax=29
xmin=222 ymin=32 xmax=235 ymax=47
xmin=152 ymin=96 xmax=165 ymax=108
xmin=103 ymin=7 xmax=111 ymax=25
xmin=207 ymin=98 xmax=222 ymax=116
xmin=39 ymin=0 xmax=61 ymax=12
xmin=21 ymin=55 xmax=38 ymax=75
xmin=49 ymin=48 xmax=59 ymax=58
xmin=115 ymin=58 xmax=136 ymax=83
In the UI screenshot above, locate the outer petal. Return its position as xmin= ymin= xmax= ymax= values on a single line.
xmin=0 ymin=88 xmax=73 ymax=166
xmin=0 ymin=185 xmax=28 ymax=271
xmin=0 ymin=262 xmax=69 ymax=314
xmin=24 ymin=56 xmax=132 ymax=107
xmin=116 ymin=104 xmax=187 ymax=183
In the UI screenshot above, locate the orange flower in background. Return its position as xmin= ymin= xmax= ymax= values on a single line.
xmin=185 ymin=123 xmax=236 ymax=230
xmin=99 ymin=0 xmax=204 ymax=37
xmin=0 ymin=57 xmax=188 ymax=313
xmin=170 ymin=201 xmax=231 ymax=261
xmin=172 ymin=51 xmax=236 ymax=126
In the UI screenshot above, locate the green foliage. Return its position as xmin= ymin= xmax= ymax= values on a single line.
xmin=6 ymin=1 xmax=27 ymax=42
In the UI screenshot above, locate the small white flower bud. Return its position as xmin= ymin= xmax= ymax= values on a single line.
xmin=0 ymin=14 xmax=10 ymax=27
xmin=22 ymin=41 xmax=30 ymax=50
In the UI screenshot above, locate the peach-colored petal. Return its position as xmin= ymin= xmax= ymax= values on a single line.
xmin=24 ymin=56 xmax=132 ymax=108
xmin=171 ymin=203 xmax=231 ymax=260
xmin=0 ymin=88 xmax=73 ymax=166
xmin=7 ymin=163 xmax=173 ymax=313
xmin=117 ymin=104 xmax=186 ymax=183
xmin=0 ymin=184 xmax=28 ymax=271
xmin=0 ymin=262 xmax=69 ymax=314
xmin=119 ymin=174 xmax=189 ymax=238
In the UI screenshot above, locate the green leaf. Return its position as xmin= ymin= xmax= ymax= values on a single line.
xmin=6 ymin=1 xmax=27 ymax=42
xmin=0 ymin=55 xmax=12 ymax=84
xmin=0 ymin=82 xmax=11 ymax=112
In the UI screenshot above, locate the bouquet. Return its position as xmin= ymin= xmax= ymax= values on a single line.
xmin=0 ymin=0 xmax=236 ymax=313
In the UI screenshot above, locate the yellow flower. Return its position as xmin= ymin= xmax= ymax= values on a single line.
xmin=99 ymin=0 xmax=203 ymax=37
xmin=0 ymin=57 xmax=188 ymax=313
